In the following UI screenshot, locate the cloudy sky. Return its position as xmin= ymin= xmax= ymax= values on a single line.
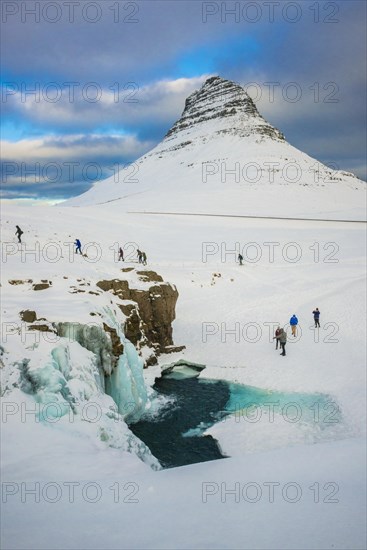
xmin=1 ymin=0 xmax=366 ymax=200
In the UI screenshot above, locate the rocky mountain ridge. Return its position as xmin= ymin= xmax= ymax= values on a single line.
xmin=164 ymin=76 xmax=285 ymax=144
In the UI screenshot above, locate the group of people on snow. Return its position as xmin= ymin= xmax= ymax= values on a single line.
xmin=15 ymin=228 xmax=147 ymax=266
xmin=11 ymin=230 xmax=147 ymax=265
xmin=117 ymin=247 xmax=147 ymax=265
xmin=71 ymin=236 xmax=148 ymax=265
xmin=137 ymin=249 xmax=147 ymax=265
xmin=273 ymin=309 xmax=321 ymax=356
xmin=14 ymin=225 xmax=321 ymax=360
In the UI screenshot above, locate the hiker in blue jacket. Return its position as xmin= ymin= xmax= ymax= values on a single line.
xmin=312 ymin=308 xmax=320 ymax=328
xmin=74 ymin=238 xmax=82 ymax=255
xmin=290 ymin=314 xmax=298 ymax=337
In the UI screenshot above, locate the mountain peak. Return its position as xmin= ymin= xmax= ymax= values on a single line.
xmin=164 ymin=76 xmax=285 ymax=142
xmin=63 ymin=76 xmax=364 ymax=219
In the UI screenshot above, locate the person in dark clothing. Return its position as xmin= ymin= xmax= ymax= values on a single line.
xmin=118 ymin=247 xmax=124 ymax=261
xmin=15 ymin=225 xmax=23 ymax=243
xmin=312 ymin=308 xmax=320 ymax=328
xmin=137 ymin=249 xmax=143 ymax=263
xmin=278 ymin=328 xmax=287 ymax=356
xmin=74 ymin=239 xmax=82 ymax=254
xmin=273 ymin=326 xmax=281 ymax=350
xmin=238 ymin=253 xmax=243 ymax=266
xmin=141 ymin=252 xmax=147 ymax=266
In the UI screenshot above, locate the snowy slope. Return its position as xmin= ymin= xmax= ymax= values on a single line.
xmin=1 ymin=77 xmax=366 ymax=550
xmin=1 ymin=196 xmax=366 ymax=549
xmin=63 ymin=76 xmax=366 ymax=221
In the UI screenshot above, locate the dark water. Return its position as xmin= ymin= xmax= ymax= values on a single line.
xmin=129 ymin=377 xmax=230 ymax=469
xmin=129 ymin=375 xmax=344 ymax=469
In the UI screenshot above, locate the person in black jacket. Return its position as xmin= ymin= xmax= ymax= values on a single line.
xmin=278 ymin=328 xmax=287 ymax=356
xmin=15 ymin=225 xmax=23 ymax=243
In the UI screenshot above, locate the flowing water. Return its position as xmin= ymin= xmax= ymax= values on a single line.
xmin=129 ymin=372 xmax=344 ymax=469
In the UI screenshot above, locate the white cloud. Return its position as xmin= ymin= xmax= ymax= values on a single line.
xmin=1 ymin=133 xmax=154 ymax=162
xmin=3 ymin=75 xmax=210 ymax=130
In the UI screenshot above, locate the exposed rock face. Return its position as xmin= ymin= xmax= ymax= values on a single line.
xmin=96 ymin=279 xmax=130 ymax=295
xmin=129 ymin=282 xmax=178 ymax=351
xmin=20 ymin=310 xmax=37 ymax=323
xmin=17 ymin=270 xmax=181 ymax=370
xmin=29 ymin=324 xmax=55 ymax=333
xmin=164 ymin=76 xmax=285 ymax=144
xmin=33 ymin=282 xmax=51 ymax=291
xmin=118 ymin=303 xmax=143 ymax=346
xmin=9 ymin=279 xmax=33 ymax=285
xmin=96 ymin=270 xmax=180 ymax=361
xmin=102 ymin=323 xmax=124 ymax=359
xmin=136 ymin=271 xmax=163 ymax=283
xmin=19 ymin=310 xmax=56 ymax=333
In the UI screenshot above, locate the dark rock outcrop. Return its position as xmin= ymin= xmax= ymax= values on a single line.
xmin=20 ymin=310 xmax=37 ymax=323
xmin=9 ymin=279 xmax=33 ymax=285
xmin=33 ymin=282 xmax=51 ymax=291
xmin=16 ymin=270 xmax=182 ymax=370
xmin=97 ymin=270 xmax=181 ymax=363
xmin=136 ymin=271 xmax=163 ymax=283
xmin=29 ymin=324 xmax=55 ymax=333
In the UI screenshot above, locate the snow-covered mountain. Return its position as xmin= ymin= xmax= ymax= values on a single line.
xmin=2 ymin=76 xmax=366 ymax=550
xmin=64 ymin=76 xmax=365 ymax=220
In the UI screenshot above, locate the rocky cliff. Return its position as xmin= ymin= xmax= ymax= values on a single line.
xmin=96 ymin=269 xmax=183 ymax=365
xmin=164 ymin=75 xmax=285 ymax=144
xmin=14 ymin=268 xmax=183 ymax=370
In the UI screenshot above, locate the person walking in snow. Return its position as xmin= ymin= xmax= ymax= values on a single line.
xmin=278 ymin=328 xmax=287 ymax=356
xmin=15 ymin=225 xmax=23 ymax=243
xmin=141 ymin=252 xmax=147 ymax=265
xmin=273 ymin=326 xmax=281 ymax=350
xmin=74 ymin=238 xmax=82 ymax=255
xmin=118 ymin=247 xmax=124 ymax=261
xmin=290 ymin=314 xmax=298 ymax=337
xmin=137 ymin=249 xmax=143 ymax=264
xmin=238 ymin=253 xmax=243 ymax=266
xmin=312 ymin=308 xmax=320 ymax=328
